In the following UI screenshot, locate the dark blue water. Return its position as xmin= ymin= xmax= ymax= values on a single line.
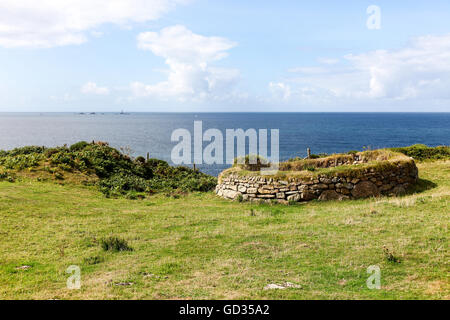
xmin=0 ymin=113 xmax=449 ymax=176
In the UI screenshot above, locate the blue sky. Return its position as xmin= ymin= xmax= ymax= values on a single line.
xmin=1 ymin=0 xmax=450 ymax=112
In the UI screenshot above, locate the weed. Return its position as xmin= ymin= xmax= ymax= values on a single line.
xmin=101 ymin=237 xmax=133 ymax=252
xmin=383 ymin=246 xmax=401 ymax=263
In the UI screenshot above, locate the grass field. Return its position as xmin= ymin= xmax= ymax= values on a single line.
xmin=0 ymin=161 xmax=448 ymax=300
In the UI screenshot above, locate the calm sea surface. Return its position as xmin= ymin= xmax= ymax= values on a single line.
xmin=0 ymin=113 xmax=449 ymax=176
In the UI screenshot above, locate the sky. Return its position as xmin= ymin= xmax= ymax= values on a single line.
xmin=1 ymin=0 xmax=450 ymax=112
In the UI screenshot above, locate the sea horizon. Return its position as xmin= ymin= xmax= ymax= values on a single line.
xmin=1 ymin=112 xmax=449 ymax=176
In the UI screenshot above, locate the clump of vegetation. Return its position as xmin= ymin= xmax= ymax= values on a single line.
xmin=233 ymin=155 xmax=271 ymax=171
xmin=383 ymin=246 xmax=401 ymax=263
xmin=101 ymin=237 xmax=133 ymax=252
xmin=83 ymin=255 xmax=104 ymax=265
xmin=0 ymin=168 xmax=15 ymax=181
xmin=390 ymin=144 xmax=450 ymax=161
xmin=309 ymin=153 xmax=329 ymax=159
xmin=0 ymin=153 xmax=43 ymax=170
xmin=69 ymin=141 xmax=90 ymax=152
xmin=0 ymin=141 xmax=217 ymax=197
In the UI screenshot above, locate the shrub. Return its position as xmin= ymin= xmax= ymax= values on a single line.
xmin=101 ymin=237 xmax=133 ymax=252
xmin=99 ymin=173 xmax=149 ymax=195
xmin=0 ymin=170 xmax=15 ymax=182
xmin=390 ymin=144 xmax=450 ymax=161
xmin=134 ymin=156 xmax=146 ymax=164
xmin=54 ymin=171 xmax=64 ymax=180
xmin=125 ymin=191 xmax=139 ymax=200
xmin=0 ymin=141 xmax=217 ymax=197
xmin=7 ymin=146 xmax=46 ymax=156
xmin=0 ymin=154 xmax=42 ymax=170
xmin=69 ymin=141 xmax=89 ymax=152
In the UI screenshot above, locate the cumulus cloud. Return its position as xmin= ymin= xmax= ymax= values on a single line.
xmin=0 ymin=0 xmax=186 ymax=48
xmin=269 ymin=82 xmax=291 ymax=101
xmin=272 ymin=34 xmax=450 ymax=105
xmin=132 ymin=25 xmax=239 ymax=101
xmin=81 ymin=82 xmax=110 ymax=95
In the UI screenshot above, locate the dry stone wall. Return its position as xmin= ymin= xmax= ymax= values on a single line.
xmin=216 ymin=159 xmax=418 ymax=203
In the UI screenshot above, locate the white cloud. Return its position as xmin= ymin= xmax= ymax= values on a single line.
xmin=132 ymin=25 xmax=240 ymax=102
xmin=269 ymin=82 xmax=291 ymax=100
xmin=81 ymin=82 xmax=110 ymax=95
xmin=271 ymin=34 xmax=450 ymax=106
xmin=317 ymin=57 xmax=339 ymax=65
xmin=288 ymin=67 xmax=329 ymax=74
xmin=0 ymin=0 xmax=186 ymax=48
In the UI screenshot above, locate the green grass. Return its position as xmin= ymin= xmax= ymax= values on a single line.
xmin=0 ymin=161 xmax=449 ymax=300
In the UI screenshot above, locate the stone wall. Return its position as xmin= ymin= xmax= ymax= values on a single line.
xmin=215 ymin=158 xmax=418 ymax=203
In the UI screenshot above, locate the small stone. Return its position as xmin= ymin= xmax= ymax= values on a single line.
xmin=16 ymin=265 xmax=31 ymax=270
xmin=247 ymin=188 xmax=257 ymax=194
xmin=222 ymin=190 xmax=240 ymax=200
xmin=115 ymin=282 xmax=134 ymax=286
xmin=264 ymin=284 xmax=286 ymax=290
xmin=287 ymin=193 xmax=301 ymax=202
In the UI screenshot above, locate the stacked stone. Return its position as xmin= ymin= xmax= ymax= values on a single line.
xmin=215 ymin=160 xmax=418 ymax=203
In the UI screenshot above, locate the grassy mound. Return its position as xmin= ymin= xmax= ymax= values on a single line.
xmin=225 ymin=149 xmax=414 ymax=181
xmin=0 ymin=141 xmax=217 ymax=198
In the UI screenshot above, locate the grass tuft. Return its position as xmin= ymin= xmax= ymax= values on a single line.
xmin=101 ymin=237 xmax=133 ymax=252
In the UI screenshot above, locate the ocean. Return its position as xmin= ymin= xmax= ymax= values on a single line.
xmin=0 ymin=112 xmax=449 ymax=176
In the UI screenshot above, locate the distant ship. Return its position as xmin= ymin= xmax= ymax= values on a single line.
xmin=119 ymin=110 xmax=130 ymax=115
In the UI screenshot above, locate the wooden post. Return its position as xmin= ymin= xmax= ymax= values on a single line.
xmin=193 ymin=163 xmax=196 ymax=171
xmin=146 ymin=152 xmax=149 ymax=161
xmin=307 ymin=148 xmax=311 ymax=159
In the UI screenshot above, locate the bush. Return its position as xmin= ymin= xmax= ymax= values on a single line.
xmin=70 ymin=141 xmax=89 ymax=152
xmin=0 ymin=170 xmax=15 ymax=182
xmin=101 ymin=237 xmax=133 ymax=252
xmin=6 ymin=146 xmax=46 ymax=156
xmin=134 ymin=156 xmax=146 ymax=164
xmin=99 ymin=173 xmax=149 ymax=195
xmin=0 ymin=141 xmax=217 ymax=197
xmin=0 ymin=154 xmax=42 ymax=170
xmin=390 ymin=144 xmax=450 ymax=161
